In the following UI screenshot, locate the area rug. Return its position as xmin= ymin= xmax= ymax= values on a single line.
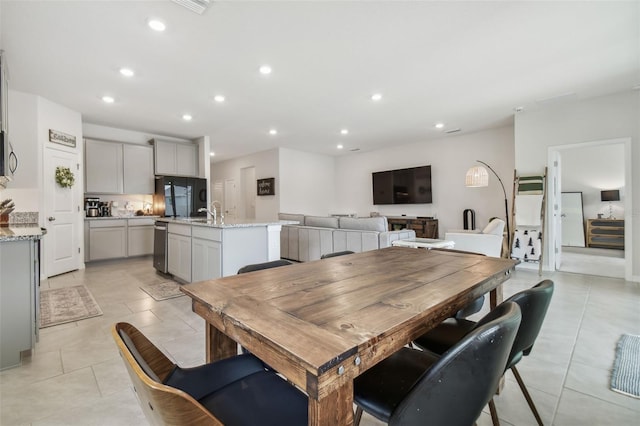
xmin=40 ymin=285 xmax=103 ymax=328
xmin=611 ymin=333 xmax=640 ymax=398
xmin=140 ymin=281 xmax=184 ymax=301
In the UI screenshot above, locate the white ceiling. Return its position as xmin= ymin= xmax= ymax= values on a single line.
xmin=1 ymin=1 xmax=638 ymax=162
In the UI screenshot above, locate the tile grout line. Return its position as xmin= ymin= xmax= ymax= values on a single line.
xmin=550 ymin=279 xmax=591 ymax=425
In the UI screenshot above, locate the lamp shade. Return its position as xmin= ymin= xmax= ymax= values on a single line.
xmin=465 ymin=166 xmax=489 ymax=187
xmin=601 ymin=190 xmax=620 ymax=202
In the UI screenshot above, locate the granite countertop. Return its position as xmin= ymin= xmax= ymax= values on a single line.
xmin=0 ymin=224 xmax=46 ymax=242
xmin=156 ymin=217 xmax=299 ymax=229
xmin=84 ymin=215 xmax=159 ymax=221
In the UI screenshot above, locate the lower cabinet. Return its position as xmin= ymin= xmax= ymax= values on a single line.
xmin=1 ymin=239 xmax=38 ymax=370
xmin=87 ymin=218 xmax=155 ymax=261
xmin=89 ymin=220 xmax=126 ymax=261
xmin=168 ymin=224 xmax=192 ymax=282
xmin=127 ymin=219 xmax=154 ymax=257
xmin=192 ymin=227 xmax=223 ymax=282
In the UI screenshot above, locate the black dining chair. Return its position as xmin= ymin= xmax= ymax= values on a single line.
xmin=112 ymin=322 xmax=308 ymax=426
xmin=353 ymin=301 xmax=522 ymax=426
xmin=237 ymin=259 xmax=293 ymax=274
xmin=320 ymin=250 xmax=355 ymax=259
xmin=413 ymin=279 xmax=555 ymax=426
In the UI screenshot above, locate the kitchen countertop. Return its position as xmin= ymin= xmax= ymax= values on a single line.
xmin=0 ymin=224 xmax=46 ymax=242
xmin=156 ymin=217 xmax=299 ymax=229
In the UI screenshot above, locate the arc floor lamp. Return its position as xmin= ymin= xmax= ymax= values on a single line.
xmin=465 ymin=160 xmax=511 ymax=251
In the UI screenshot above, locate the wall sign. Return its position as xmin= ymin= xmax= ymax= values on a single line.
xmin=257 ymin=178 xmax=275 ymax=196
xmin=49 ymin=129 xmax=76 ymax=148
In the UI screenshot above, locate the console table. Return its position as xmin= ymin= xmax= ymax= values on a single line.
xmin=586 ymin=219 xmax=624 ymax=250
xmin=387 ymin=217 xmax=438 ymax=239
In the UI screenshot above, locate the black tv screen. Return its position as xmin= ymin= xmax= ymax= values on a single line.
xmin=372 ymin=166 xmax=432 ymax=205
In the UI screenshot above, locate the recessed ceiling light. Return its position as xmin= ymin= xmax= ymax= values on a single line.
xmin=213 ymin=95 xmax=225 ymax=103
xmin=269 ymin=128 xmax=277 ymax=135
xmin=119 ymin=68 xmax=134 ymax=77
xmin=148 ymin=19 xmax=166 ymax=32
xmin=102 ymin=96 xmax=115 ymax=103
xmin=259 ymin=65 xmax=272 ymax=75
xmin=371 ymin=93 xmax=382 ymax=101
xmin=340 ymin=129 xmax=349 ymax=135
xmin=514 ymin=106 xmax=525 ymax=113
xmin=434 ymin=122 xmax=444 ymax=129
xmin=337 ymin=144 xmax=344 ymax=149
xmin=182 ymin=114 xmax=192 ymax=121
xmin=210 ymin=152 xmax=215 ymax=157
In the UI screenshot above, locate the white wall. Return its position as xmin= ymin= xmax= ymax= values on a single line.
xmin=279 ymin=148 xmax=336 ymax=216
xmin=515 ymin=90 xmax=639 ymax=280
xmin=211 ymin=148 xmax=280 ymax=221
xmin=334 ymin=126 xmax=515 ymax=237
xmin=562 ymin=144 xmax=625 ymax=220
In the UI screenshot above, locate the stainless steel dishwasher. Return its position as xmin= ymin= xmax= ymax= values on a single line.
xmin=153 ymin=221 xmax=168 ymax=273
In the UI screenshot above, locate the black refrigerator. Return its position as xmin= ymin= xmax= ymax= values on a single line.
xmin=154 ymin=176 xmax=208 ymax=218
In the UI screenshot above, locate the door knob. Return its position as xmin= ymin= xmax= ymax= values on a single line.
xmin=48 ymin=217 xmax=56 ymax=221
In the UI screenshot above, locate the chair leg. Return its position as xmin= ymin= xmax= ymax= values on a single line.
xmin=354 ymin=406 xmax=363 ymax=426
xmin=511 ymin=366 xmax=544 ymax=426
xmin=488 ymin=398 xmax=500 ymax=426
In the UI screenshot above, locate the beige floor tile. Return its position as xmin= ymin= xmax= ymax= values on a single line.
xmin=554 ymin=388 xmax=640 ymax=425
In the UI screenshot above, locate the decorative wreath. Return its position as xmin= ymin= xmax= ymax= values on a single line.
xmin=55 ymin=166 xmax=75 ymax=188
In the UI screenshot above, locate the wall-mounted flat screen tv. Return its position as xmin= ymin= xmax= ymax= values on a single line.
xmin=372 ymin=165 xmax=432 ymax=205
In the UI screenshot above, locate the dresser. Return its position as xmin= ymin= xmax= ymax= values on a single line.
xmin=387 ymin=217 xmax=439 ymax=239
xmin=586 ymin=219 xmax=624 ymax=250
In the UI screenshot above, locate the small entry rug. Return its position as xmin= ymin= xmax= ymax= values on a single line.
xmin=611 ymin=334 xmax=640 ymax=398
xmin=140 ymin=281 xmax=184 ymax=301
xmin=40 ymin=285 xmax=103 ymax=328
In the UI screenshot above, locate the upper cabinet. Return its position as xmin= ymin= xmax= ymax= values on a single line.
xmin=85 ymin=139 xmax=154 ymax=194
xmin=153 ymin=139 xmax=198 ymax=177
xmin=123 ymin=144 xmax=154 ymax=194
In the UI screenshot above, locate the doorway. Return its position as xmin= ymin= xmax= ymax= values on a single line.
xmin=548 ymin=138 xmax=632 ymax=280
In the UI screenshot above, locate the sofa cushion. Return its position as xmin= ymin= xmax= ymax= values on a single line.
xmin=339 ymin=217 xmax=387 ymax=232
xmin=304 ymin=216 xmax=339 ymax=228
xmin=278 ymin=213 xmax=305 ymax=224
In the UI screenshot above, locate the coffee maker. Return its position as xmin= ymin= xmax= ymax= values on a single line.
xmin=85 ymin=197 xmax=100 ymax=217
xmin=99 ymin=201 xmax=111 ymax=217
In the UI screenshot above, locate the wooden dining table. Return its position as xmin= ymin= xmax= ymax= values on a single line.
xmin=181 ymin=246 xmax=518 ymax=425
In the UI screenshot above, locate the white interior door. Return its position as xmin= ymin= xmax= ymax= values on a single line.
xmin=561 ymin=192 xmax=586 ymax=247
xmin=224 ymin=178 xmax=237 ymax=220
xmin=551 ymin=151 xmax=562 ymax=270
xmin=44 ymin=147 xmax=80 ymax=277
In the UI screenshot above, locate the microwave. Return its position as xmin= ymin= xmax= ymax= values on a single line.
xmin=0 ymin=130 xmax=16 ymax=178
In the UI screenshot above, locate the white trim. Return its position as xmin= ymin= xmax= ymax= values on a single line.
xmin=547 ymin=137 xmax=633 ymax=282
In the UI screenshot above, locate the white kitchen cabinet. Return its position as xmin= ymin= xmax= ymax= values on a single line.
xmin=85 ymin=139 xmax=154 ymax=195
xmin=1 ymin=238 xmax=38 ymax=370
xmin=176 ymin=143 xmax=198 ymax=176
xmin=123 ymin=144 xmax=154 ymax=194
xmin=153 ymin=139 xmax=198 ymax=177
xmin=127 ymin=218 xmax=155 ymax=256
xmin=85 ymin=139 xmax=123 ymax=193
xmin=89 ymin=220 xmax=126 ymax=261
xmin=167 ymin=223 xmax=192 ymax=282
xmin=192 ymin=226 xmax=222 ymax=281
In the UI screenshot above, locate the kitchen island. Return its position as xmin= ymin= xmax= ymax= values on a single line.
xmin=157 ymin=218 xmax=297 ymax=283
xmin=0 ymin=224 xmax=45 ymax=370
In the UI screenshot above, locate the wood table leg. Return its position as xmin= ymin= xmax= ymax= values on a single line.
xmin=490 ymin=283 xmax=503 ymax=309
xmin=205 ymin=322 xmax=237 ymax=363
xmin=308 ymin=381 xmax=354 ymax=426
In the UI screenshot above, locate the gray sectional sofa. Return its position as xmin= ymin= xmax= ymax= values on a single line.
xmin=278 ymin=213 xmax=416 ymax=262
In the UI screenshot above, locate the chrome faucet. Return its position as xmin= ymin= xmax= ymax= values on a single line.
xmin=198 ymin=200 xmax=222 ymax=222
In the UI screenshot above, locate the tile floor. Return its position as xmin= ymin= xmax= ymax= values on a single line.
xmin=1 ymin=256 xmax=639 ymax=425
